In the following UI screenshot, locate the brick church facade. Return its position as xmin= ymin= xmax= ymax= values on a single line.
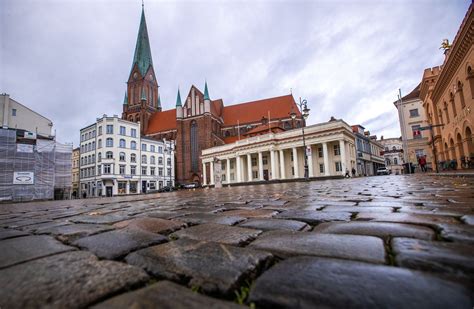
xmin=122 ymin=6 xmax=303 ymax=185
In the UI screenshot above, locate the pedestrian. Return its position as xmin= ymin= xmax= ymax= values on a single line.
xmin=345 ymin=169 xmax=350 ymax=178
xmin=418 ymin=156 xmax=427 ymax=172
xmin=351 ymin=167 xmax=356 ymax=177
xmin=82 ymin=191 xmax=87 ymax=199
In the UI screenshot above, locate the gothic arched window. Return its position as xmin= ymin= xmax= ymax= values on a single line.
xmin=190 ymin=120 xmax=199 ymax=172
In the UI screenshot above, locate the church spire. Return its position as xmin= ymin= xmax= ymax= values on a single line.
xmin=123 ymin=91 xmax=128 ymax=105
xmin=176 ymin=89 xmax=182 ymax=107
xmin=203 ymin=81 xmax=210 ymax=100
xmin=157 ymin=94 xmax=161 ymax=108
xmin=131 ymin=5 xmax=153 ymax=76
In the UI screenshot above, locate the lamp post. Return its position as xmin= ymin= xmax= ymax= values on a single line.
xmin=290 ymin=98 xmax=310 ymax=180
xmin=164 ymin=140 xmax=173 ymax=189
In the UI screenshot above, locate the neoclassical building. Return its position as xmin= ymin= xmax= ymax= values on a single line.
xmin=201 ymin=119 xmax=356 ymax=186
xmin=379 ymin=137 xmax=404 ymax=175
xmin=420 ymin=4 xmax=474 ymax=170
xmin=121 ymin=6 xmax=302 ymax=185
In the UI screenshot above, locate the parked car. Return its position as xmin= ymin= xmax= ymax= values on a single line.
xmin=376 ymin=167 xmax=390 ymax=175
xmin=183 ymin=182 xmax=199 ymax=189
xmin=158 ymin=186 xmax=174 ymax=192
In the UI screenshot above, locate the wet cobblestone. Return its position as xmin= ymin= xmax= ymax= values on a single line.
xmin=0 ymin=175 xmax=473 ymax=308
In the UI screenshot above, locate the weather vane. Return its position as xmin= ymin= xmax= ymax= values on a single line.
xmin=439 ymin=39 xmax=452 ymax=52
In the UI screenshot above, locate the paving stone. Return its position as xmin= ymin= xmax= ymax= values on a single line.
xmin=92 ymin=280 xmax=243 ymax=309
xmin=392 ymin=237 xmax=474 ymax=280
xmin=249 ymin=256 xmax=472 ymax=308
xmin=248 ymin=230 xmax=385 ymax=264
xmin=19 ymin=221 xmax=71 ymax=233
xmin=0 ymin=235 xmax=75 ymax=268
xmin=315 ymin=206 xmax=393 ymax=213
xmin=313 ymin=221 xmax=435 ymax=240
xmin=0 ymin=228 xmax=29 ymax=240
xmin=73 ymin=228 xmax=167 ymax=259
xmin=0 ymin=251 xmax=149 ymax=309
xmin=147 ymin=210 xmax=189 ymax=220
xmin=275 ymin=210 xmax=351 ymax=225
xmin=398 ymin=206 xmax=469 ymax=217
xmin=126 ymin=239 xmax=272 ymax=296
xmin=438 ymin=223 xmax=474 ymax=244
xmin=174 ymin=213 xmax=246 ymax=226
xmin=113 ymin=217 xmax=185 ymax=234
xmin=38 ymin=223 xmax=115 ymax=243
xmin=462 ymin=215 xmax=474 ymax=225
xmin=356 ymin=212 xmax=460 ymax=227
xmin=239 ymin=219 xmax=310 ymax=232
xmin=170 ymin=223 xmax=262 ymax=246
xmin=69 ymin=212 xmax=129 ymax=224
xmin=220 ymin=209 xmax=279 ymax=218
xmin=4 ymin=218 xmax=53 ymax=228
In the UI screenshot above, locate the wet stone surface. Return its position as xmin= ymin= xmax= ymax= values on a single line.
xmin=0 ymin=174 xmax=473 ymax=307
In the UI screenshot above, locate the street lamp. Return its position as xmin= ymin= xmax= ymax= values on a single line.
xmin=290 ymin=98 xmax=310 ymax=180
xmin=164 ymin=141 xmax=173 ymax=189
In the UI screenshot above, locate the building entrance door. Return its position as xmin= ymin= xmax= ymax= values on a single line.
xmin=263 ymin=170 xmax=269 ymax=181
xmin=142 ymin=181 xmax=147 ymax=193
xmin=106 ymin=186 xmax=113 ymax=197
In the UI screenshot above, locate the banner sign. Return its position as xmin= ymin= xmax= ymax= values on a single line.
xmin=13 ymin=172 xmax=34 ymax=185
xmin=17 ymin=144 xmax=34 ymax=153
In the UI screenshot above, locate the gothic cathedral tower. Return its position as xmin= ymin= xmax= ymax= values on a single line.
xmin=122 ymin=5 xmax=160 ymax=135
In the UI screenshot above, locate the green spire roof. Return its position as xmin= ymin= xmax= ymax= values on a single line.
xmin=141 ymin=88 xmax=147 ymax=101
xmin=176 ymin=89 xmax=182 ymax=107
xmin=131 ymin=7 xmax=153 ymax=76
xmin=123 ymin=91 xmax=128 ymax=105
xmin=203 ymin=81 xmax=210 ymax=100
xmin=157 ymin=94 xmax=161 ymax=108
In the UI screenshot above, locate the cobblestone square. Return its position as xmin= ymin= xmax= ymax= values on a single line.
xmin=0 ymin=175 xmax=473 ymax=308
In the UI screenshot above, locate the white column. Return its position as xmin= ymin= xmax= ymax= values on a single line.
xmin=307 ymin=145 xmax=314 ymax=177
xmin=258 ymin=152 xmax=264 ymax=180
xmin=323 ymin=142 xmax=330 ymax=176
xmin=247 ymin=153 xmax=252 ymax=182
xmin=279 ymin=149 xmax=286 ymax=179
xmin=226 ymin=159 xmax=231 ymax=184
xmin=126 ymin=181 xmax=130 ymax=194
xmin=202 ymin=162 xmax=207 ymax=186
xmin=270 ymin=150 xmax=277 ymax=180
xmin=236 ymin=156 xmax=242 ymax=182
xmin=210 ymin=161 xmax=215 ymax=185
xmin=292 ymin=147 xmax=299 ymax=178
xmin=340 ymin=140 xmax=346 ymax=175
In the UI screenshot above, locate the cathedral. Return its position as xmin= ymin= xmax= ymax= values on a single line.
xmin=122 ymin=6 xmax=303 ymax=185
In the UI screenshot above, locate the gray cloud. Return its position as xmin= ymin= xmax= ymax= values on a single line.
xmin=0 ymin=0 xmax=469 ymax=146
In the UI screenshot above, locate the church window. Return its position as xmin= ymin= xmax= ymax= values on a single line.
xmin=190 ymin=121 xmax=199 ymax=172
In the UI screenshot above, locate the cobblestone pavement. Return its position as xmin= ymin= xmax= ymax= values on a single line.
xmin=1 ymin=175 xmax=473 ymax=308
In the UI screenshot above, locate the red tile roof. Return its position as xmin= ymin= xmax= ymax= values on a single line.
xmin=223 ymin=136 xmax=241 ymax=144
xmin=222 ymin=94 xmax=300 ymax=127
xmin=244 ymin=122 xmax=285 ymax=136
xmin=146 ymin=108 xmax=176 ymax=134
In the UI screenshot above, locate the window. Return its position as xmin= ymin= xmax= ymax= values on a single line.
xmin=150 ymin=156 xmax=156 ymax=164
xmin=251 ymin=157 xmax=257 ymax=166
xmin=98 ymin=139 xmax=102 ymax=148
xmin=119 ymin=139 xmax=126 ymax=148
xmin=118 ymin=181 xmax=126 ymax=194
xmin=106 ymin=125 xmax=113 ymax=134
xmin=98 ymin=152 xmax=102 ymax=162
xmin=149 ymin=181 xmax=156 ymax=190
xmin=167 ymin=158 xmax=171 ymax=165
xmin=190 ymin=120 xmax=199 ymax=172
xmin=12 ymin=109 xmax=16 ymax=116
xmin=131 ymin=141 xmax=137 ymax=150
xmin=120 ymin=126 xmax=126 ymax=135
xmin=92 ymin=154 xmax=95 ymax=163
xmin=119 ymin=165 xmax=125 ymax=175
xmin=106 ymin=138 xmax=113 ymax=147
xmin=415 ymin=149 xmax=425 ymax=158
xmin=131 ymin=153 xmax=136 ymax=163
xmin=412 ymin=125 xmax=422 ymax=139
xmin=98 ymin=126 xmax=102 ymax=135
xmin=334 ymin=144 xmax=341 ymax=156
xmin=103 ymin=164 xmax=111 ymax=174
xmin=142 ymin=144 xmax=147 ymax=151
xmin=252 ymin=171 xmax=258 ymax=179
xmin=263 ymin=156 xmax=268 ymax=165
xmin=119 ymin=152 xmax=125 ymax=161
xmin=131 ymin=128 xmax=137 ymax=138
xmin=106 ymin=151 xmax=113 ymax=159
xmin=409 ymin=109 xmax=419 ymax=117
xmin=319 ymin=164 xmax=324 ymax=173
xmin=318 ymin=148 xmax=323 ymax=158
xmin=394 ymin=158 xmax=398 ymax=165
xmin=158 ymin=157 xmax=163 ymax=165
xmin=167 ymin=168 xmax=171 ymax=176
xmin=150 ymin=167 xmax=155 ymax=175
xmin=335 ymin=162 xmax=342 ymax=172
xmin=92 ymin=141 xmax=95 ymax=150
xmin=130 ymin=165 xmax=136 ymax=175
xmin=150 ymin=145 xmax=155 ymax=152
xmin=142 ymin=155 xmax=147 ymax=164
xmin=142 ymin=166 xmax=147 ymax=175
xmin=97 ymin=165 xmax=101 ymax=175
xmin=158 ymin=167 xmax=163 ymax=176
xmin=158 ymin=146 xmax=163 ymax=153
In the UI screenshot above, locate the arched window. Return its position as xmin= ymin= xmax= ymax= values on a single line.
xmin=167 ymin=158 xmax=171 ymax=165
xmin=392 ymin=146 xmax=396 ymax=150
xmin=457 ymin=81 xmax=466 ymax=109
xmin=394 ymin=158 xmax=398 ymax=165
xmin=119 ymin=152 xmax=125 ymax=161
xmin=92 ymin=154 xmax=95 ymax=163
xmin=443 ymin=102 xmax=450 ymax=123
xmin=92 ymin=141 xmax=95 ymax=150
xmin=131 ymin=153 xmax=136 ymax=163
xmin=131 ymin=141 xmax=137 ymax=150
xmin=98 ymin=152 xmax=101 ymax=162
xmin=120 ymin=139 xmax=126 ymax=148
xmin=467 ymin=65 xmax=474 ymax=99
xmin=98 ymin=139 xmax=102 ymax=148
xmin=158 ymin=157 xmax=163 ymax=165
xmin=106 ymin=151 xmax=113 ymax=159
xmin=150 ymin=156 xmax=155 ymax=164
xmin=106 ymin=138 xmax=113 ymax=147
xmin=142 ymin=155 xmax=147 ymax=164
xmin=450 ymin=92 xmax=456 ymax=117
xmin=190 ymin=120 xmax=198 ymax=172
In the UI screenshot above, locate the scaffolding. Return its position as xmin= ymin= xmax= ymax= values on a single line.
xmin=0 ymin=128 xmax=72 ymax=202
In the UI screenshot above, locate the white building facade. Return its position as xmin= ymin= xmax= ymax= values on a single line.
xmin=380 ymin=137 xmax=405 ymax=175
xmin=201 ymin=119 xmax=357 ymax=186
xmin=80 ymin=115 xmax=174 ymax=198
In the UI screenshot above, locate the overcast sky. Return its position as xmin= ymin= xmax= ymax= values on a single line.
xmin=1 ymin=0 xmax=470 ymax=147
